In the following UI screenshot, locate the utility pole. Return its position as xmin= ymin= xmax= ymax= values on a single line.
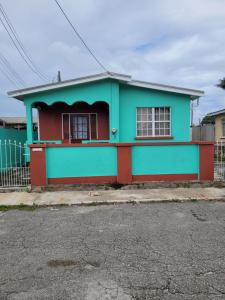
xmin=57 ymin=70 xmax=61 ymax=82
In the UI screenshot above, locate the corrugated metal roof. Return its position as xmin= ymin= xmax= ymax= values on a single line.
xmin=206 ymin=109 xmax=225 ymax=117
xmin=7 ymin=72 xmax=204 ymax=100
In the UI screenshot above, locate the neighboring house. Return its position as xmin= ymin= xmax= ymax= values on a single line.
xmin=202 ymin=109 xmax=225 ymax=141
xmin=0 ymin=117 xmax=37 ymax=130
xmin=8 ymin=72 xmax=214 ymax=187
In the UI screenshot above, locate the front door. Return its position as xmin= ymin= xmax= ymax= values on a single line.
xmin=71 ymin=114 xmax=89 ymax=142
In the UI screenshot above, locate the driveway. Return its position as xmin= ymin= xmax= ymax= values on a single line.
xmin=0 ymin=202 xmax=225 ymax=299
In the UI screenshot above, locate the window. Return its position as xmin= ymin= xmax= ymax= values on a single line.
xmin=136 ymin=107 xmax=171 ymax=137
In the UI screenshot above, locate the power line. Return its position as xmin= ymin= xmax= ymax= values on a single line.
xmin=53 ymin=0 xmax=108 ymax=72
xmin=0 ymin=64 xmax=20 ymax=87
xmin=0 ymin=9 xmax=47 ymax=82
xmin=0 ymin=3 xmax=48 ymax=81
xmin=0 ymin=53 xmax=25 ymax=87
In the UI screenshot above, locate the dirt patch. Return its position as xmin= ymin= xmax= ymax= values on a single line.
xmin=47 ymin=259 xmax=100 ymax=269
xmin=47 ymin=259 xmax=78 ymax=267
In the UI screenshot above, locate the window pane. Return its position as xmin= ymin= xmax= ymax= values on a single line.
xmin=137 ymin=122 xmax=142 ymax=130
xmin=165 ymin=129 xmax=170 ymax=135
xmin=160 ymin=113 xmax=165 ymax=121
xmin=142 ymin=108 xmax=148 ymax=114
xmin=142 ymin=130 xmax=147 ymax=136
xmin=142 ymin=114 xmax=148 ymax=121
xmin=147 ymin=113 xmax=152 ymax=121
xmin=159 ymin=129 xmax=165 ymax=135
xmin=137 ymin=114 xmax=142 ymax=121
xmin=137 ymin=108 xmax=141 ymax=114
xmin=137 ymin=129 xmax=142 ymax=136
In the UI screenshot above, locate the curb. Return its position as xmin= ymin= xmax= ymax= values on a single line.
xmin=1 ymin=197 xmax=225 ymax=211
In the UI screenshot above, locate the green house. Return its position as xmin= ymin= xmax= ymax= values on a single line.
xmin=8 ymin=72 xmax=214 ymax=187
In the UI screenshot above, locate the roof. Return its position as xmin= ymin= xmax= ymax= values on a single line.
xmin=0 ymin=117 xmax=37 ymax=124
xmin=205 ymin=108 xmax=225 ymax=117
xmin=8 ymin=72 xmax=204 ymax=100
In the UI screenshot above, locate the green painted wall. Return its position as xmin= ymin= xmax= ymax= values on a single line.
xmin=22 ymin=80 xmax=112 ymax=106
xmin=22 ymin=79 xmax=192 ymax=144
xmin=0 ymin=128 xmax=27 ymax=144
xmin=45 ymin=144 xmax=199 ymax=179
xmin=119 ymin=84 xmax=191 ymax=142
xmin=132 ymin=145 xmax=199 ymax=175
xmin=0 ymin=128 xmax=37 ymax=168
xmin=46 ymin=146 xmax=117 ymax=178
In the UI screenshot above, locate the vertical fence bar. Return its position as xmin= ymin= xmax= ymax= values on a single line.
xmin=4 ymin=140 xmax=7 ymax=187
xmin=0 ymin=140 xmax=1 ymax=187
xmin=9 ymin=140 xmax=12 ymax=187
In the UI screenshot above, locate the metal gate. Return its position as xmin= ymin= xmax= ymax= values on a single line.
xmin=0 ymin=140 xmax=30 ymax=188
xmin=214 ymin=141 xmax=225 ymax=180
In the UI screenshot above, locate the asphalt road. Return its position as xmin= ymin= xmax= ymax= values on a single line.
xmin=1 ymin=202 xmax=225 ymax=300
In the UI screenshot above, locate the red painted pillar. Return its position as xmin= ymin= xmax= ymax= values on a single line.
xmin=30 ymin=145 xmax=47 ymax=187
xmin=117 ymin=145 xmax=132 ymax=184
xmin=199 ymin=143 xmax=214 ymax=181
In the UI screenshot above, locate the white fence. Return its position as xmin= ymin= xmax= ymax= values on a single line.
xmin=0 ymin=140 xmax=30 ymax=188
xmin=214 ymin=141 xmax=225 ymax=180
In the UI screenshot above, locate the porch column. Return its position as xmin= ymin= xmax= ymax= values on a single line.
xmin=25 ymin=103 xmax=33 ymax=144
xmin=110 ymin=82 xmax=120 ymax=142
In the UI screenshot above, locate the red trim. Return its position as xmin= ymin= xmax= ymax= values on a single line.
xmin=48 ymin=176 xmax=116 ymax=185
xmin=135 ymin=136 xmax=173 ymax=140
xmin=117 ymin=146 xmax=132 ymax=184
xmin=133 ymin=174 xmax=198 ymax=182
xmin=30 ymin=147 xmax=47 ymax=187
xmin=199 ymin=144 xmax=214 ymax=181
xmin=29 ymin=141 xmax=214 ymax=148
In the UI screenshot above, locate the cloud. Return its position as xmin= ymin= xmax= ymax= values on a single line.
xmin=0 ymin=0 xmax=224 ymax=123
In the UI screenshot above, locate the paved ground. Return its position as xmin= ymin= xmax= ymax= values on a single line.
xmin=0 ymin=187 xmax=225 ymax=206
xmin=1 ymin=202 xmax=225 ymax=300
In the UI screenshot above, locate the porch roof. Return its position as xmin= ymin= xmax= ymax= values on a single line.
xmin=8 ymin=71 xmax=204 ymax=100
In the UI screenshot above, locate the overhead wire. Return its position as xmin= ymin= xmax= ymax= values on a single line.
xmin=53 ymin=0 xmax=108 ymax=73
xmin=0 ymin=3 xmax=48 ymax=81
xmin=0 ymin=6 xmax=47 ymax=82
xmin=0 ymin=53 xmax=25 ymax=87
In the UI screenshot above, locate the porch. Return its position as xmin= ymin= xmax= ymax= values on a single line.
xmin=35 ymin=101 xmax=110 ymax=144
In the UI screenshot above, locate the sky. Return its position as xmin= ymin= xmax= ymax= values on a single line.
xmin=0 ymin=0 xmax=225 ymax=124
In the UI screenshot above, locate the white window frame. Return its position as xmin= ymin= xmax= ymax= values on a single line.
xmin=136 ymin=107 xmax=171 ymax=137
xmin=62 ymin=113 xmax=98 ymax=143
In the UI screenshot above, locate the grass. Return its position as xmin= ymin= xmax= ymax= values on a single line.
xmin=0 ymin=203 xmax=38 ymax=212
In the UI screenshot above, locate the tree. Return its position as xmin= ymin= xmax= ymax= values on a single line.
xmin=217 ymin=78 xmax=225 ymax=89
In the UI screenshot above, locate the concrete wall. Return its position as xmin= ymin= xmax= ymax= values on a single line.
xmin=132 ymin=145 xmax=199 ymax=175
xmin=29 ymin=142 xmax=214 ymax=187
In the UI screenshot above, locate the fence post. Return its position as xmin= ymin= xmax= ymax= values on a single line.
xmin=30 ymin=144 xmax=47 ymax=187
xmin=199 ymin=142 xmax=214 ymax=181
